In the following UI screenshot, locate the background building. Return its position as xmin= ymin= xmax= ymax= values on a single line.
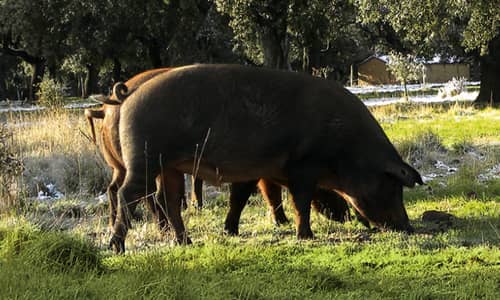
xmin=356 ymin=55 xmax=470 ymax=86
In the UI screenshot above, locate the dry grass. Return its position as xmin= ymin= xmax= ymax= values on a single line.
xmin=6 ymin=108 xmax=109 ymax=198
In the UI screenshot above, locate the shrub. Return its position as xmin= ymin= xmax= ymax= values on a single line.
xmin=438 ymin=77 xmax=466 ymax=98
xmin=36 ymin=75 xmax=66 ymax=108
xmin=0 ymin=125 xmax=23 ymax=212
xmin=451 ymin=140 xmax=475 ymax=155
xmin=22 ymin=152 xmax=109 ymax=197
xmin=396 ymin=130 xmax=446 ymax=165
xmin=386 ymin=51 xmax=423 ymax=101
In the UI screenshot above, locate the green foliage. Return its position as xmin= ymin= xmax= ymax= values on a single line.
xmin=1 ymin=0 xmax=497 ymax=101
xmin=36 ymin=75 xmax=66 ymax=108
xmin=216 ymin=0 xmax=358 ymax=71
xmin=0 ymin=0 xmax=71 ymax=60
xmin=461 ymin=0 xmax=500 ymax=54
xmin=215 ymin=0 xmax=287 ymax=66
xmin=24 ymin=232 xmax=102 ymax=273
xmin=355 ymin=0 xmax=499 ymax=55
xmin=386 ymin=52 xmax=422 ymax=82
xmin=386 ymin=51 xmax=423 ymax=100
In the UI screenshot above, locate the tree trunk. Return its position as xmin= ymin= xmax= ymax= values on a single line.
xmin=0 ymin=79 xmax=6 ymax=100
xmin=302 ymin=47 xmax=309 ymax=73
xmin=261 ymin=29 xmax=288 ymax=69
xmin=255 ymin=0 xmax=289 ymax=70
xmin=310 ymin=41 xmax=321 ymax=73
xmin=29 ymin=60 xmax=45 ymax=102
xmin=47 ymin=62 xmax=57 ymax=80
xmin=83 ymin=64 xmax=99 ymax=98
xmin=79 ymin=75 xmax=85 ymax=98
xmin=303 ymin=48 xmax=317 ymax=74
xmin=475 ymin=36 xmax=500 ymax=104
xmin=302 ymin=32 xmax=322 ymax=74
xmin=112 ymin=58 xmax=122 ymax=83
xmin=403 ymin=79 xmax=409 ymax=101
xmin=148 ymin=39 xmax=163 ymax=68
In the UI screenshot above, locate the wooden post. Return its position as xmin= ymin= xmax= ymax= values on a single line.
xmin=350 ymin=64 xmax=354 ymax=86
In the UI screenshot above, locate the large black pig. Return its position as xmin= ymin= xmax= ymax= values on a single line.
xmin=86 ymin=68 xmax=353 ymax=245
xmin=110 ymin=64 xmax=422 ymax=253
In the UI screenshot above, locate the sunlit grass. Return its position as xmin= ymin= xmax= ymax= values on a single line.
xmin=371 ymin=103 xmax=500 ymax=147
xmin=1 ymin=201 xmax=499 ymax=299
xmin=5 ymin=108 xmax=109 ymax=197
xmin=7 ymin=109 xmax=94 ymax=156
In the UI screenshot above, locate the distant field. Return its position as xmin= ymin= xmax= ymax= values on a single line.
xmin=0 ymin=100 xmax=499 ymax=299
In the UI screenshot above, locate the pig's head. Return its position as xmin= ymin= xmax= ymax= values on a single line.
xmin=335 ymin=160 xmax=422 ymax=232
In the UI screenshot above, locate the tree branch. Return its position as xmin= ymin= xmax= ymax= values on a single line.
xmin=0 ymin=43 xmax=43 ymax=65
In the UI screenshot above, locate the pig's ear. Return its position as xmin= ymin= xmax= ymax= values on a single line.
xmin=386 ymin=161 xmax=423 ymax=187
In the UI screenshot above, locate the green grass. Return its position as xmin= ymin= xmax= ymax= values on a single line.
xmin=1 ymin=209 xmax=499 ymax=299
xmin=370 ymin=103 xmax=500 ymax=146
xmin=0 ymin=101 xmax=499 ymax=299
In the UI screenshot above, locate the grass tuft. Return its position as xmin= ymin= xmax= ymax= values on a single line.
xmin=396 ymin=130 xmax=446 ymax=165
xmin=0 ymin=218 xmax=103 ymax=273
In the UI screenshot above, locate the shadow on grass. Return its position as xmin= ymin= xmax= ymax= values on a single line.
xmin=411 ymin=215 xmax=500 ymax=247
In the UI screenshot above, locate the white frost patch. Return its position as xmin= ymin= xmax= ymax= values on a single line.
xmin=64 ymin=102 xmax=101 ymax=109
xmin=363 ymin=91 xmax=478 ymax=107
xmin=422 ymin=173 xmax=440 ymax=183
xmin=204 ymin=185 xmax=222 ymax=199
xmin=346 ymin=82 xmax=479 ymax=95
xmin=0 ymin=104 xmax=41 ymax=113
xmin=434 ymin=160 xmax=458 ymax=173
xmin=37 ymin=183 xmax=65 ymax=201
xmin=0 ymin=100 xmax=99 ymax=113
xmin=466 ymin=150 xmax=486 ymax=161
xmin=97 ymin=193 xmax=108 ymax=204
xmin=422 ymin=160 xmax=460 ymax=183
xmin=421 ymin=173 xmax=454 ymax=184
xmin=477 ymin=164 xmax=500 ymax=182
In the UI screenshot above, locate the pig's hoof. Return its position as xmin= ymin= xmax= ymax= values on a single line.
xmin=177 ymin=235 xmax=192 ymax=245
xmin=109 ymin=235 xmax=125 ymax=254
xmin=223 ymin=223 xmax=239 ymax=236
xmin=296 ymin=228 xmax=314 ymax=240
xmin=274 ymin=215 xmax=289 ymax=226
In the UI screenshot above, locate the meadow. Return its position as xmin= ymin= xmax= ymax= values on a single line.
xmin=0 ymin=100 xmax=499 ymax=299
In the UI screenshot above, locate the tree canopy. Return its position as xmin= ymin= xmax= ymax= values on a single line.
xmin=356 ymin=0 xmax=500 ymax=102
xmin=0 ymin=0 xmax=498 ymax=102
